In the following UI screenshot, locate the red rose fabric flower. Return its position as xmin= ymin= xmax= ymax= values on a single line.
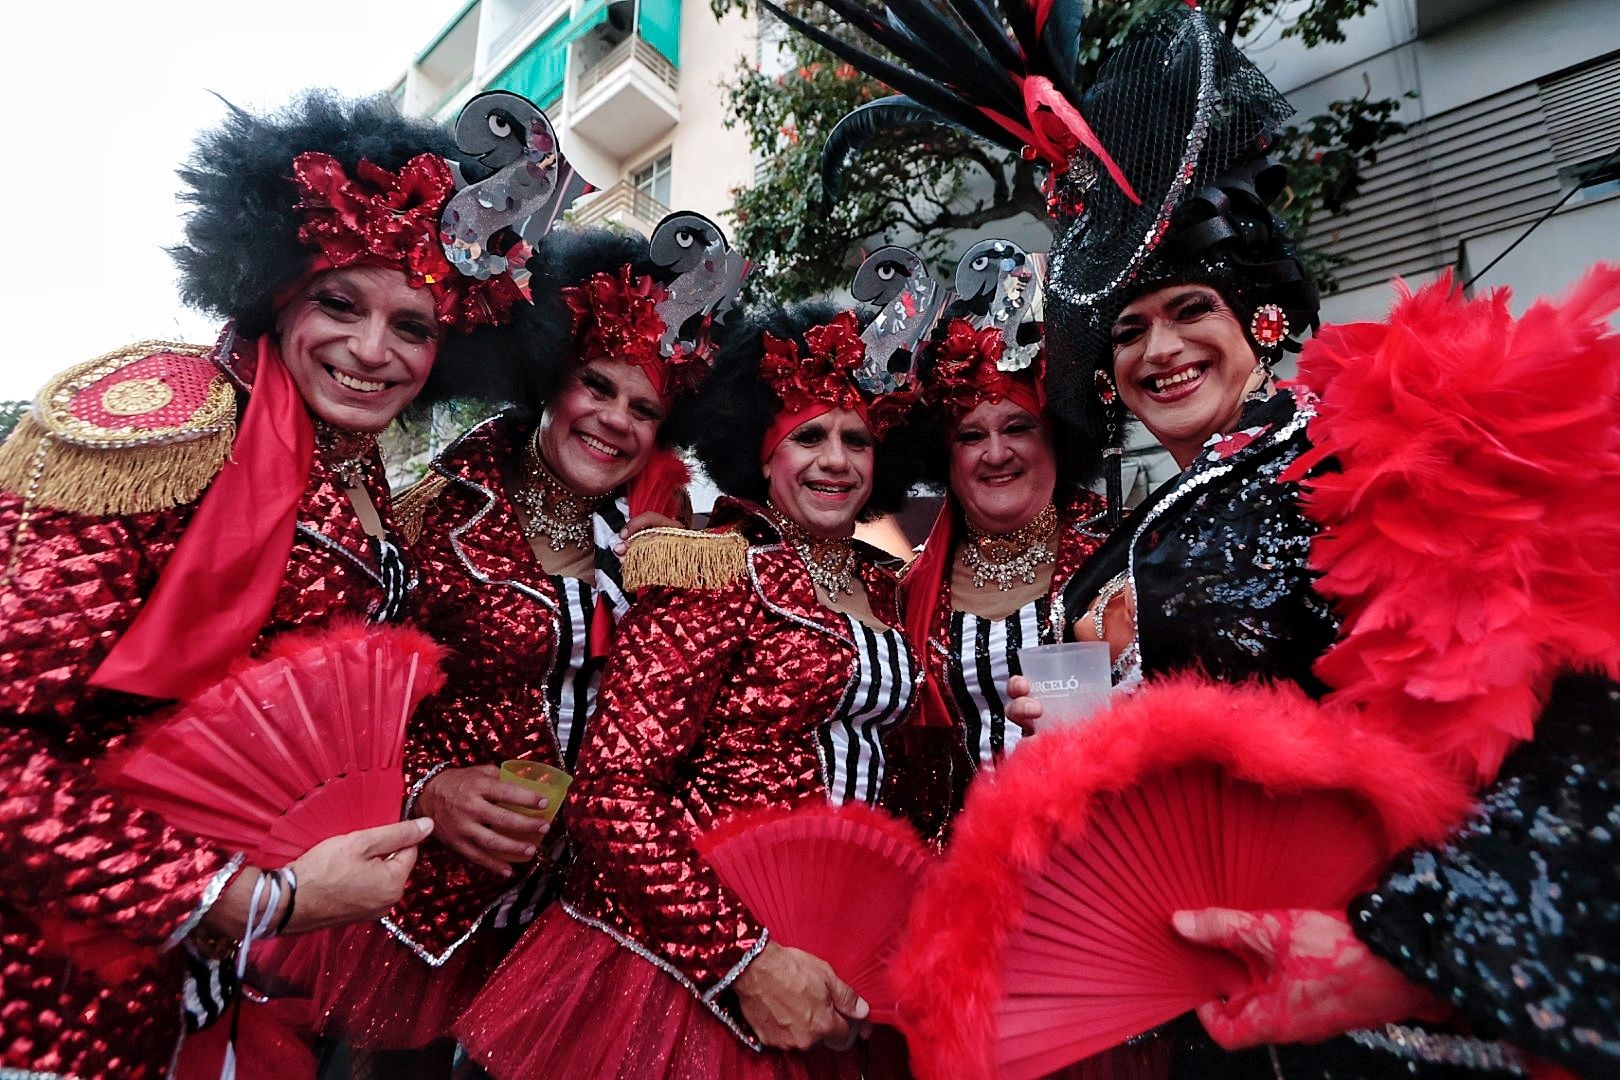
xmin=759 ymin=311 xmax=915 ymax=436
xmin=291 ymin=151 xmax=523 ymax=331
xmin=562 ymin=266 xmax=714 ymax=400
xmin=922 ymin=318 xmax=1040 ymax=422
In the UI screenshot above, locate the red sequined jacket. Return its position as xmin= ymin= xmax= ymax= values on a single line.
xmin=899 ymin=491 xmax=1109 ymax=842
xmin=0 ymin=342 xmax=404 ymax=1080
xmin=385 ymin=414 xmax=618 ymax=962
xmin=560 ymin=499 xmax=915 ymax=1041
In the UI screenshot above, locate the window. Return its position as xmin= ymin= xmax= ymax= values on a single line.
xmin=633 ymin=152 xmax=672 ymax=209
xmin=1541 ymin=53 xmax=1620 ymax=204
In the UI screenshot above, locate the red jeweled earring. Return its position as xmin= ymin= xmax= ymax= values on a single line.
xmin=1094 ymin=368 xmax=1119 ymax=406
xmin=1249 ymin=303 xmax=1289 ymax=349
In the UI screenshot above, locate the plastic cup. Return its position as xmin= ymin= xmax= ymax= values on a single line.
xmin=1015 ymin=641 xmax=1113 ymax=729
xmin=499 ymin=759 xmax=573 ymax=824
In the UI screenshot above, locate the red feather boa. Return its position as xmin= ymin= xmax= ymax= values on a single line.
xmin=894 ymin=676 xmax=1473 ymax=1079
xmin=1291 ymin=265 xmax=1620 ymax=785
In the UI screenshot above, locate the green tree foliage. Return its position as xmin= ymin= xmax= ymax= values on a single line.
xmin=712 ymin=0 xmax=1406 ymax=300
xmin=0 ymin=400 xmax=26 ymax=443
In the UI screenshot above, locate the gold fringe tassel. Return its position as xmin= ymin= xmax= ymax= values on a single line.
xmin=621 ymin=527 xmax=749 ymax=592
xmin=0 ymin=413 xmax=233 ymax=516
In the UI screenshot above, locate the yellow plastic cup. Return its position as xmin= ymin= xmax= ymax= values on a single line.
xmin=499 ymin=759 xmax=573 ymax=824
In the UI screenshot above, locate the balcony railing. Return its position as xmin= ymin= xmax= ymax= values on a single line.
xmin=577 ymin=34 xmax=678 ymax=98
xmin=571 ymin=179 xmax=671 ymax=234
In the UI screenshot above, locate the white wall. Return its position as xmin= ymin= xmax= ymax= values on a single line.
xmin=660 ymin=5 xmax=756 ymax=225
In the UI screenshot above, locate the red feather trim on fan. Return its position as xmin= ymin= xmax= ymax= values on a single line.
xmin=52 ymin=623 xmax=447 ymax=983
xmin=1290 ymin=265 xmax=1620 ymax=786
xmin=894 ymin=675 xmax=1473 ymax=1080
xmin=696 ymin=800 xmax=931 ymax=1025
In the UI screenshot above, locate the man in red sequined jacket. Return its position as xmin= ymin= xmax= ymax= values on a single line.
xmin=0 ymin=91 xmax=523 ymax=1079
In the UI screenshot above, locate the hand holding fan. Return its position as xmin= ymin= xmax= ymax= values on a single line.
xmin=895 ymin=676 xmax=1473 ymax=1080
xmin=106 ymin=622 xmax=444 ymax=865
xmin=696 ymin=800 xmax=931 ymax=1025
xmin=48 ymin=624 xmax=446 ymax=982
xmin=993 ymin=763 xmax=1386 ymax=1079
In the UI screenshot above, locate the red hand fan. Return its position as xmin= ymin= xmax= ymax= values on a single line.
xmin=696 ymin=801 xmax=931 ymax=1025
xmin=106 ymin=623 xmax=444 ymax=866
xmin=51 ymin=624 xmax=446 ymax=982
xmin=992 ymin=762 xmax=1385 ymax=1080
xmin=894 ymin=676 xmax=1471 ymax=1080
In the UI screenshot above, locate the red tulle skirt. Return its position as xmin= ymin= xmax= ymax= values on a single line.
xmin=456 ymin=906 xmax=865 ymax=1080
xmin=173 ymin=995 xmax=319 ymax=1080
xmin=259 ymin=919 xmax=500 ymax=1050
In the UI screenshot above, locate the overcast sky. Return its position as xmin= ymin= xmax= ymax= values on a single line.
xmin=0 ymin=0 xmax=464 ymax=400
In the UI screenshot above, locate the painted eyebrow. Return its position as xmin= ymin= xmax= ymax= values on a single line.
xmin=392 ymin=301 xmax=437 ymax=324
xmin=1168 ymin=288 xmax=1217 ymax=308
xmin=318 ymin=271 xmax=435 ymax=321
xmin=1114 ymin=288 xmax=1217 ymax=326
xmin=308 ymin=272 xmax=358 ymax=296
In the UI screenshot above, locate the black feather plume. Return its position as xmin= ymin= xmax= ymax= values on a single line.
xmin=820 ymin=96 xmax=973 ymax=198
xmin=758 ymin=0 xmax=1021 ymax=151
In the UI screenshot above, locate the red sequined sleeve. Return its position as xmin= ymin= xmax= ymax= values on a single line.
xmin=0 ymin=496 xmax=238 ymax=946
xmin=568 ymin=581 xmax=770 ymax=992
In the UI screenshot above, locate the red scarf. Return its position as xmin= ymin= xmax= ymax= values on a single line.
xmin=92 ymin=339 xmax=315 ymax=700
xmin=899 ymin=495 xmax=960 ymax=729
xmin=587 ymin=447 xmax=692 ymax=656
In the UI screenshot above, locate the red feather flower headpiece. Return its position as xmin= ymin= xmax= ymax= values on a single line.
xmin=562 ymin=265 xmax=709 ymax=401
xmin=924 ymin=318 xmax=1043 ymax=424
xmin=760 ymin=311 xmax=865 ymax=414
xmin=291 ymin=151 xmax=523 ymax=331
xmin=759 ymin=310 xmax=914 ymax=452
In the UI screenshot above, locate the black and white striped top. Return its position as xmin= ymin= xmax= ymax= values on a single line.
xmin=946 ymin=595 xmax=1057 ymax=767
xmin=820 ymin=614 xmax=917 ymax=806
xmin=535 ymin=495 xmax=630 ymax=772
xmin=490 ymin=576 xmax=603 ymax=930
xmin=491 ymin=496 xmax=631 ymax=931
xmin=545 ymin=575 xmax=602 ymax=773
xmin=590 ymin=497 xmax=632 ymax=628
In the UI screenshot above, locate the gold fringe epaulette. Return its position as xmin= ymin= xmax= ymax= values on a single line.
xmin=0 ymin=341 xmax=236 ymax=515
xmin=621 ymin=527 xmax=749 ymax=592
xmin=392 ymin=471 xmax=451 ymax=545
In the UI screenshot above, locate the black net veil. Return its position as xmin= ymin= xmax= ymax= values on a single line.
xmin=1044 ymin=8 xmax=1300 ymax=430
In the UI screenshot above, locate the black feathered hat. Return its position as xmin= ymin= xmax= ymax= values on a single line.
xmin=771 ymin=2 xmax=1318 ymax=428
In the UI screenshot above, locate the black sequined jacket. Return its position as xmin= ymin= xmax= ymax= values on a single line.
xmin=1351 ymin=672 xmax=1620 ymax=1078
xmin=1062 ymin=385 xmax=1338 ymax=694
xmin=1063 ymin=387 xmax=1547 ymax=1078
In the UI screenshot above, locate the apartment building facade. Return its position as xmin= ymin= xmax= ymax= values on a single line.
xmin=393 ymin=0 xmax=757 ymax=236
xmin=1253 ymin=0 xmax=1620 ymax=322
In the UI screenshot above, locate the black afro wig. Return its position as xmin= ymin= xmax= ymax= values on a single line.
xmin=907 ymin=301 xmax=1107 ymax=497
xmin=171 ymin=90 xmax=458 ymax=338
xmin=676 ymin=301 xmax=931 ymax=521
